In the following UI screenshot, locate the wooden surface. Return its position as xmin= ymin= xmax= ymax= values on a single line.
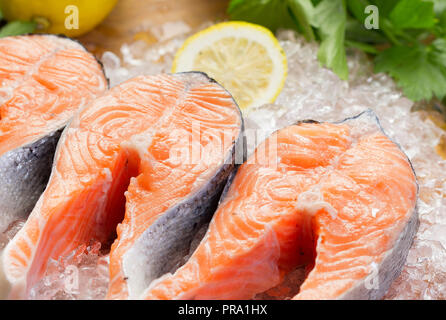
xmin=79 ymin=0 xmax=228 ymax=55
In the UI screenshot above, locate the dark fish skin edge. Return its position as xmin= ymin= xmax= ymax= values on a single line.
xmin=120 ymin=71 xmax=246 ymax=297
xmin=0 ymin=129 xmax=62 ymax=232
xmin=0 ymin=34 xmax=109 ymax=232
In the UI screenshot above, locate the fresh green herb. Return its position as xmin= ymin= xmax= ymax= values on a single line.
xmin=312 ymin=0 xmax=348 ymax=80
xmin=389 ymin=0 xmax=436 ymax=30
xmin=0 ymin=20 xmax=36 ymax=38
xmin=228 ymin=0 xmax=300 ymax=35
xmin=375 ymin=44 xmax=446 ymax=101
xmin=287 ymin=0 xmax=315 ymax=41
xmin=228 ymin=0 xmax=446 ymax=102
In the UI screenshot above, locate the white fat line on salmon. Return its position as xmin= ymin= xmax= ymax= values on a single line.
xmin=118 ymin=75 xmax=187 ymax=163
xmin=121 ymin=134 xmax=153 ymax=164
xmin=92 ymin=168 xmax=114 ymax=228
xmin=118 ymin=74 xmax=241 ymax=166
xmin=296 ymin=188 xmax=338 ymax=219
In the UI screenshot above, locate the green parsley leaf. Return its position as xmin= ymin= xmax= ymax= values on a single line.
xmin=228 ymin=0 xmax=298 ymax=33
xmin=345 ymin=39 xmax=378 ymax=54
xmin=345 ymin=18 xmax=387 ymax=44
xmin=312 ymin=0 xmax=349 ymax=80
xmin=0 ymin=21 xmax=36 ymax=38
xmin=431 ymin=0 xmax=446 ymax=33
xmin=375 ymin=43 xmax=446 ymax=101
xmin=370 ymin=0 xmax=400 ymax=17
xmin=228 ymin=0 xmax=317 ymax=41
xmin=431 ymin=37 xmax=446 ymax=65
xmin=288 ymin=0 xmax=315 ymax=40
xmin=346 ymin=0 xmax=371 ymax=23
xmin=389 ymin=0 xmax=436 ymax=30
xmin=431 ymin=0 xmax=446 ymax=17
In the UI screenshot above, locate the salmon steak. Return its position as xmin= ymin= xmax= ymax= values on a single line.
xmin=0 ymin=34 xmax=108 ymax=233
xmin=0 ymin=72 xmax=243 ymax=299
xmin=142 ymin=110 xmax=418 ymax=300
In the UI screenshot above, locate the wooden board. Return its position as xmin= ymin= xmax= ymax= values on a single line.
xmin=79 ymin=0 xmax=228 ymax=55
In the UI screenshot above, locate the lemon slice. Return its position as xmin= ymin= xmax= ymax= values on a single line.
xmin=172 ymin=21 xmax=287 ymax=111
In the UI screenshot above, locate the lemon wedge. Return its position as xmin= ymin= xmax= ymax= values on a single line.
xmin=172 ymin=21 xmax=287 ymax=111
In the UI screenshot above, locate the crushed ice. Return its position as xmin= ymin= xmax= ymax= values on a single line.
xmin=3 ymin=21 xmax=445 ymax=300
xmin=28 ymin=241 xmax=109 ymax=300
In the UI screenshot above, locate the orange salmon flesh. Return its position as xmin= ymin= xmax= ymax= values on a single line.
xmin=0 ymin=35 xmax=107 ymax=156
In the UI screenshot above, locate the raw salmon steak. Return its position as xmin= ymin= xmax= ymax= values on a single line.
xmin=1 ymin=72 xmax=243 ymax=299
xmin=142 ymin=110 xmax=418 ymax=300
xmin=0 ymin=35 xmax=108 ymax=232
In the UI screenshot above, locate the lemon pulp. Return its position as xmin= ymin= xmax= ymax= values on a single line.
xmin=172 ymin=21 xmax=288 ymax=111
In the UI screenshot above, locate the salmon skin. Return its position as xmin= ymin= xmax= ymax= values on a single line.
xmin=1 ymin=72 xmax=243 ymax=299
xmin=0 ymin=34 xmax=108 ymax=232
xmin=142 ymin=110 xmax=418 ymax=300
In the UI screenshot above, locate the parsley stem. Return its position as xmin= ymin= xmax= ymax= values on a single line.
xmin=345 ymin=40 xmax=378 ymax=54
xmin=396 ymin=31 xmax=416 ymax=45
xmin=381 ymin=19 xmax=401 ymax=46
